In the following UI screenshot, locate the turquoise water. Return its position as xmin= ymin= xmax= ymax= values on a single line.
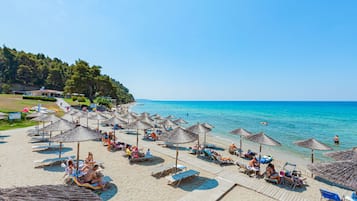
xmin=131 ymin=100 xmax=357 ymax=161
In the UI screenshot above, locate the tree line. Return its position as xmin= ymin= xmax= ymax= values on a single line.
xmin=0 ymin=45 xmax=134 ymax=104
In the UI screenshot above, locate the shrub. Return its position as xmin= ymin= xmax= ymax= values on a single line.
xmin=22 ymin=96 xmax=57 ymax=102
xmin=72 ymin=96 xmax=78 ymax=101
xmin=77 ymin=97 xmax=86 ymax=102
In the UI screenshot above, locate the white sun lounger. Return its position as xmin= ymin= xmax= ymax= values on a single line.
xmin=32 ymin=144 xmax=60 ymax=151
xmin=151 ymin=164 xmax=186 ymax=178
xmin=34 ymin=156 xmax=74 ymax=168
xmin=165 ymin=169 xmax=200 ymax=186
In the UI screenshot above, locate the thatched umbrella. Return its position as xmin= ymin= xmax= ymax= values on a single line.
xmin=159 ymin=119 xmax=178 ymax=130
xmin=186 ymin=123 xmax=212 ymax=147
xmin=40 ymin=119 xmax=76 ymax=158
xmin=202 ymin=122 xmax=214 ymax=130
xmin=230 ymin=128 xmax=253 ymax=157
xmin=0 ymin=185 xmax=101 ymax=200
xmin=126 ymin=120 xmax=153 ymax=148
xmin=294 ymin=138 xmax=333 ymax=164
xmin=88 ymin=112 xmax=108 ymax=129
xmin=307 ymin=152 xmax=357 ymax=191
xmin=32 ymin=114 xmax=61 ymax=139
xmin=50 ymin=126 xmax=102 ymax=175
xmin=173 ymin=118 xmax=188 ymax=125
xmin=73 ymin=111 xmax=90 ymax=127
xmin=102 ymin=116 xmax=128 ymax=140
xmin=325 ymin=147 xmax=357 ymax=161
xmin=160 ymin=127 xmax=198 ymax=173
xmin=164 ymin=115 xmax=175 ymax=120
xmin=246 ymin=132 xmax=281 ymax=167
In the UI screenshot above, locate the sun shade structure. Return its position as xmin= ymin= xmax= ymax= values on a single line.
xmin=186 ymin=123 xmax=212 ymax=147
xmin=307 ymin=152 xmax=357 ymax=191
xmin=173 ymin=118 xmax=188 ymax=125
xmin=126 ymin=120 xmax=153 ymax=148
xmin=0 ymin=185 xmax=101 ymax=201
xmin=160 ymin=127 xmax=198 ymax=173
xmin=246 ymin=132 xmax=281 ymax=167
xmin=32 ymin=114 xmax=61 ymax=139
xmin=88 ymin=112 xmax=108 ymax=129
xmin=294 ymin=138 xmax=333 ymax=164
xmin=325 ymin=147 xmax=357 ymax=161
xmin=40 ymin=119 xmax=76 ymax=158
xmin=50 ymin=126 xmax=102 ymax=174
xmin=159 ymin=119 xmax=178 ymax=130
xmin=202 ymin=122 xmax=214 ymax=129
xmin=230 ymin=128 xmax=253 ymax=157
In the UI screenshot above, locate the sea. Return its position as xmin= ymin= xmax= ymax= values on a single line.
xmin=131 ymin=100 xmax=357 ymax=161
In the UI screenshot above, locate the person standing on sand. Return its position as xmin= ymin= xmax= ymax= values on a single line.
xmin=333 ymin=135 xmax=339 ymax=145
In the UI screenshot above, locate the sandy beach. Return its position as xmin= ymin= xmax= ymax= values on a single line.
xmin=0 ymin=114 xmax=353 ymax=201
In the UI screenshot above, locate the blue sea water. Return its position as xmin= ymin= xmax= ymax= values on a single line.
xmin=131 ymin=100 xmax=357 ymax=161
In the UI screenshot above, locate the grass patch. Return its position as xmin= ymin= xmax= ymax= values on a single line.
xmin=0 ymin=94 xmax=62 ymax=114
xmin=63 ymin=97 xmax=91 ymax=106
xmin=0 ymin=120 xmax=38 ymax=131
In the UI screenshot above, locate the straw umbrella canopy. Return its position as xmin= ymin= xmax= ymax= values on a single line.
xmin=325 ymin=147 xmax=357 ymax=161
xmin=126 ymin=120 xmax=153 ymax=148
xmin=0 ymin=185 xmax=101 ymax=201
xmin=140 ymin=112 xmax=150 ymax=118
xmin=186 ymin=123 xmax=212 ymax=147
xmin=102 ymin=116 xmax=128 ymax=140
xmin=293 ymin=138 xmax=333 ymax=164
xmin=160 ymin=127 xmax=198 ymax=173
xmin=246 ymin=132 xmax=281 ymax=167
xmin=173 ymin=118 xmax=188 ymax=125
xmin=50 ymin=126 xmax=102 ymax=175
xmin=138 ymin=115 xmax=155 ymax=125
xmin=164 ymin=115 xmax=175 ymax=120
xmin=73 ymin=111 xmax=90 ymax=127
xmin=307 ymin=150 xmax=357 ymax=191
xmin=32 ymin=114 xmax=61 ymax=139
xmin=88 ymin=112 xmax=108 ymax=129
xmin=202 ymin=122 xmax=214 ymax=130
xmin=230 ymin=128 xmax=253 ymax=157
xmin=40 ymin=119 xmax=76 ymax=158
xmin=159 ymin=119 xmax=178 ymax=130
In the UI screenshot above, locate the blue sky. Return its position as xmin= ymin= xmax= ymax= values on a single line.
xmin=1 ymin=0 xmax=357 ymax=100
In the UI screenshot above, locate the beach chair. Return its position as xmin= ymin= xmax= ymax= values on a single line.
xmin=32 ymin=144 xmax=60 ymax=152
xmin=129 ymin=155 xmax=153 ymax=163
xmin=34 ymin=155 xmax=74 ymax=168
xmin=165 ymin=169 xmax=200 ymax=186
xmin=213 ymin=155 xmax=235 ymax=166
xmin=151 ymin=164 xmax=186 ymax=178
xmin=320 ymin=189 xmax=342 ymax=201
xmin=344 ymin=192 xmax=357 ymax=201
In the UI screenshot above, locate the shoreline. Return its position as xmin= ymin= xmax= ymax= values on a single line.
xmin=0 ymin=112 xmax=353 ymax=201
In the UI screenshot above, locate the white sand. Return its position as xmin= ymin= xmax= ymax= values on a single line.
xmin=0 ymin=116 xmax=353 ymax=201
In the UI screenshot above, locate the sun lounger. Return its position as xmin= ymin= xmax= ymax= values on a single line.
xmin=151 ymin=164 xmax=186 ymax=178
xmin=165 ymin=169 xmax=200 ymax=186
xmin=32 ymin=144 xmax=60 ymax=152
xmin=344 ymin=192 xmax=357 ymax=201
xmin=213 ymin=155 xmax=235 ymax=165
xmin=34 ymin=156 xmax=74 ymax=168
xmin=320 ymin=189 xmax=343 ymax=201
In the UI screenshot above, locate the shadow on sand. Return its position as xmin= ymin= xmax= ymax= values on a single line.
xmin=36 ymin=147 xmax=73 ymax=155
xmin=130 ymin=156 xmax=165 ymax=166
xmin=0 ymin=135 xmax=10 ymax=138
xmin=179 ymin=176 xmax=219 ymax=192
xmin=0 ymin=141 xmax=7 ymax=144
xmin=43 ymin=164 xmax=65 ymax=173
xmin=99 ymin=183 xmax=118 ymax=201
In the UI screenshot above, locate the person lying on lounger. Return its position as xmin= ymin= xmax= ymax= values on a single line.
xmin=81 ymin=164 xmax=104 ymax=188
xmin=265 ymin=163 xmax=280 ymax=183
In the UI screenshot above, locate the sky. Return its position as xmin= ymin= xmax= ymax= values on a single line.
xmin=1 ymin=0 xmax=357 ymax=101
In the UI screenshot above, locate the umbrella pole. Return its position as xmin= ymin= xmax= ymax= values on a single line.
xmin=136 ymin=128 xmax=139 ymax=148
xmin=49 ymin=131 xmax=52 ymax=146
xmin=59 ymin=142 xmax=62 ymax=158
xmin=311 ymin=149 xmax=314 ymax=177
xmin=204 ymin=132 xmax=206 ymax=147
xmin=76 ymin=142 xmax=80 ymax=177
xmin=239 ymin=136 xmax=243 ymax=157
xmin=259 ymin=144 xmax=262 ymax=168
xmin=175 ymin=145 xmax=178 ymax=174
xmin=97 ymin=120 xmax=99 ymax=131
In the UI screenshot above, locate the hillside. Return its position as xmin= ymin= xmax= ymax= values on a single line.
xmin=0 ymin=46 xmax=134 ymax=104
